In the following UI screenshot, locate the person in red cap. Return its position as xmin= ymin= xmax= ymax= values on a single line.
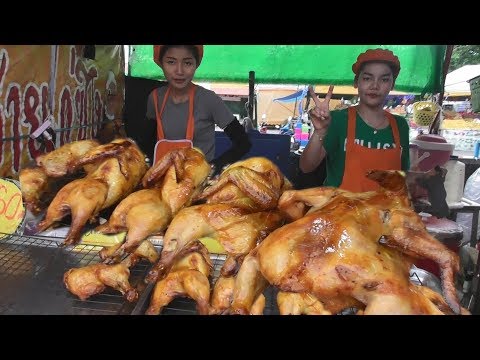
xmin=135 ymin=45 xmax=251 ymax=172
xmin=299 ymin=48 xmax=410 ymax=192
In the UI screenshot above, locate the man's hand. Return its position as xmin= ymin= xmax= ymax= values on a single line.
xmin=308 ymin=85 xmax=334 ymax=136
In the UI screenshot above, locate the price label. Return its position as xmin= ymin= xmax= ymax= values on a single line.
xmin=81 ymin=230 xmax=126 ymax=247
xmin=0 ymin=178 xmax=26 ymax=239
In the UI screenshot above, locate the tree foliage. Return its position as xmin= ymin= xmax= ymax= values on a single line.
xmin=449 ymin=45 xmax=480 ymax=71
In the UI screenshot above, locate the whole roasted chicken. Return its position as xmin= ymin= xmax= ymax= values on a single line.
xmin=64 ymin=239 xmax=158 ymax=302
xmin=37 ymin=139 xmax=148 ymax=246
xmin=19 ymin=139 xmax=100 ymax=214
xmin=97 ymin=147 xmax=211 ymax=262
xmin=230 ymin=170 xmax=465 ymax=315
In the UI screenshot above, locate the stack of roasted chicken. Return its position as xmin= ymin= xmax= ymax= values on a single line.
xmin=19 ymin=138 xmax=468 ymax=315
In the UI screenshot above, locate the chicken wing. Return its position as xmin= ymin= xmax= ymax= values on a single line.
xmin=195 ymin=157 xmax=291 ymax=212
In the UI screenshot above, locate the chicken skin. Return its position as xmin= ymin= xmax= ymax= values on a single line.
xmin=145 ymin=205 xmax=284 ymax=284
xmin=37 ymin=139 xmax=148 ymax=246
xmin=145 ymin=241 xmax=212 ymax=315
xmin=35 ymin=139 xmax=100 ymax=177
xmin=210 ymin=275 xmax=266 ymax=315
xmin=230 ymin=170 xmax=465 ymax=315
xmin=195 ymin=157 xmax=291 ymax=212
xmin=277 ymin=292 xmax=333 ymax=315
xmin=19 ymin=167 xmax=50 ymax=214
xmin=142 ymin=147 xmax=211 ymax=214
xmin=64 ymin=240 xmax=159 ymax=302
xmin=97 ymin=148 xmax=210 ymax=262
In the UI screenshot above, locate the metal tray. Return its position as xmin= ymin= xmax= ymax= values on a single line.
xmin=0 ymin=234 xmax=151 ymax=315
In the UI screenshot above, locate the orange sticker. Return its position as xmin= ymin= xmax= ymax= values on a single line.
xmin=0 ymin=178 xmax=26 ymax=239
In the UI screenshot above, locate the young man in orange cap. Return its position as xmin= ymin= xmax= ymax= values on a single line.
xmin=136 ymin=45 xmax=251 ymax=172
xmin=300 ymin=48 xmax=410 ymax=192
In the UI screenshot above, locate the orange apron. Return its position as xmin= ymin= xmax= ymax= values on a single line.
xmin=339 ymin=106 xmax=402 ymax=192
xmin=152 ymin=84 xmax=196 ymax=164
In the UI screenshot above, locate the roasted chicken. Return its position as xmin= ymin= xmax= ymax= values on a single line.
xmin=145 ymin=241 xmax=212 ymax=315
xmin=19 ymin=140 xmax=100 ymax=214
xmin=195 ymin=157 xmax=292 ymax=212
xmin=37 ymin=139 xmax=148 ymax=246
xmin=97 ymin=147 xmax=211 ymax=262
xmin=35 ymin=139 xmax=100 ymax=177
xmin=145 ymin=205 xmax=284 ymax=284
xmin=64 ymin=240 xmax=158 ymax=302
xmin=230 ymin=170 xmax=465 ymax=315
xmin=142 ymin=147 xmax=211 ymax=214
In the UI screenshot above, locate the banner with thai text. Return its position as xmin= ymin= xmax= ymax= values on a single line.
xmin=0 ymin=45 xmax=125 ymax=178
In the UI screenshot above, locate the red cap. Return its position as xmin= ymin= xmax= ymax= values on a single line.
xmin=153 ymin=45 xmax=204 ymax=68
xmin=352 ymin=48 xmax=401 ymax=78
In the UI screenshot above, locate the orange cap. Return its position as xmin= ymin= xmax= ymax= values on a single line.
xmin=352 ymin=48 xmax=401 ymax=78
xmin=153 ymin=45 xmax=204 ymax=68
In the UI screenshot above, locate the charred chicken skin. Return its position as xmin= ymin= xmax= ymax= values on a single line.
xmin=64 ymin=240 xmax=158 ymax=302
xmin=97 ymin=148 xmax=211 ymax=262
xmin=230 ymin=170 xmax=465 ymax=315
xmin=37 ymin=139 xmax=148 ymax=246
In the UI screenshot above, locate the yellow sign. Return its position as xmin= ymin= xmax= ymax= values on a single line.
xmin=0 ymin=178 xmax=25 ymax=239
xmin=81 ymin=230 xmax=126 ymax=247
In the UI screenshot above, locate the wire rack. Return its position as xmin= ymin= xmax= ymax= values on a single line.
xmin=0 ymin=233 xmax=152 ymax=315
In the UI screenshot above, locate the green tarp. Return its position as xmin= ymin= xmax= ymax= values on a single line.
xmin=129 ymin=45 xmax=447 ymax=94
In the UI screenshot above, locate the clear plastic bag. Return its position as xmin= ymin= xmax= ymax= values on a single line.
xmin=456 ymin=167 xmax=480 ymax=245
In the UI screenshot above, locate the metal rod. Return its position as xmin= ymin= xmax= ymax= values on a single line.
xmin=1 ymin=119 xmax=117 ymax=142
xmin=438 ymin=45 xmax=454 ymax=106
xmin=248 ymin=71 xmax=255 ymax=127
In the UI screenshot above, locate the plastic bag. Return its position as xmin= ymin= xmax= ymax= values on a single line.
xmin=456 ymin=167 xmax=480 ymax=245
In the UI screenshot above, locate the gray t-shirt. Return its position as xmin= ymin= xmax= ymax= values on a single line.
xmin=146 ymin=84 xmax=234 ymax=161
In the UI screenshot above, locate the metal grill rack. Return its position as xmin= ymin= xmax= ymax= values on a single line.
xmin=0 ymin=233 xmax=151 ymax=315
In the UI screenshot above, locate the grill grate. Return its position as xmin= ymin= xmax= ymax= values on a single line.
xmin=0 ymin=233 xmax=152 ymax=315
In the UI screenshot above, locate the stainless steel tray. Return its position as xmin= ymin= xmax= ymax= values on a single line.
xmin=0 ymin=234 xmax=151 ymax=315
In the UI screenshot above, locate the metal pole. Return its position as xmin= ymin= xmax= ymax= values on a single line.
xmin=438 ymin=45 xmax=454 ymax=106
xmin=249 ymin=71 xmax=255 ymax=127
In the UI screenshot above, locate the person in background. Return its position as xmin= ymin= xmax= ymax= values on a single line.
xmin=135 ymin=45 xmax=251 ymax=173
xmin=299 ymin=48 xmax=410 ymax=192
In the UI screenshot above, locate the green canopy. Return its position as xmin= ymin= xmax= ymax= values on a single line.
xmin=129 ymin=45 xmax=447 ymax=94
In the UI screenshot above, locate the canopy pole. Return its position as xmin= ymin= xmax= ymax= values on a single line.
xmin=438 ymin=45 xmax=454 ymax=106
xmin=248 ymin=71 xmax=256 ymax=127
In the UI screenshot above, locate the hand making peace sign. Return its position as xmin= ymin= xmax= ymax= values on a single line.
xmin=308 ymin=85 xmax=334 ymax=136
